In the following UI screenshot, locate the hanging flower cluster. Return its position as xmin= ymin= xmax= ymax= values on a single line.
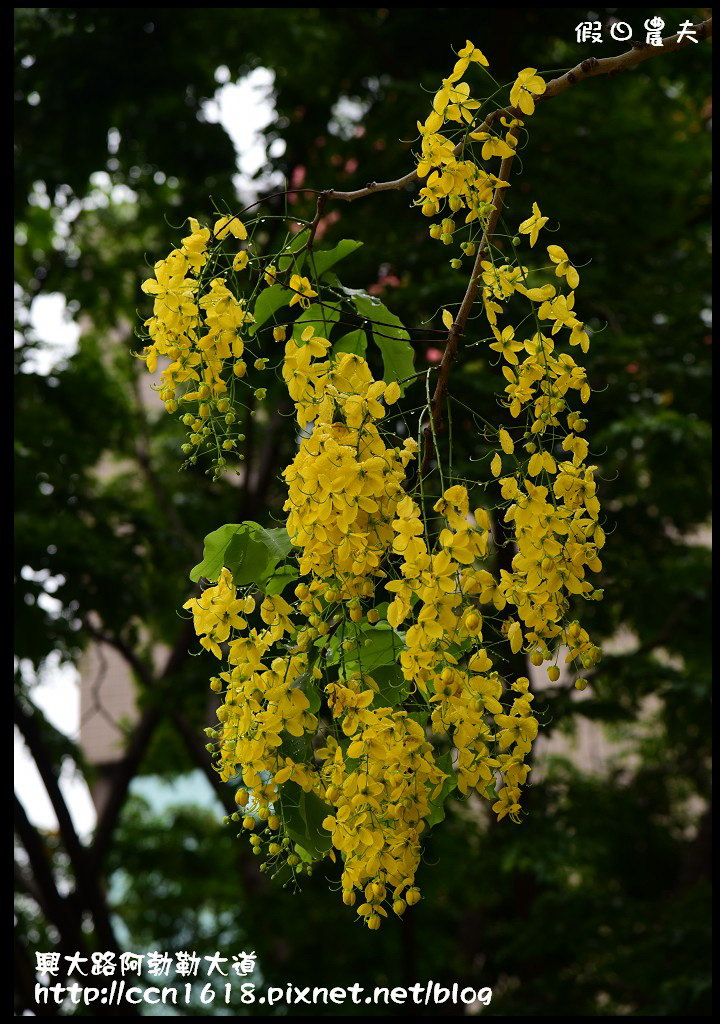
xmin=138 ymin=215 xmax=267 ymax=472
xmin=282 ymin=330 xmax=413 ymax=597
xmin=138 ymin=38 xmax=603 ymax=929
xmin=413 ymin=40 xmax=603 ymax=677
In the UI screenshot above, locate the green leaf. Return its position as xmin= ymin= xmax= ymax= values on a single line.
xmin=408 ymin=710 xmax=429 ymax=731
xmin=263 ymin=564 xmax=299 ymax=596
xmin=332 ymin=329 xmax=367 ymax=359
xmin=250 ymin=284 xmax=293 ymax=334
xmin=303 ymin=677 xmax=322 ymax=714
xmin=189 ymin=522 xmax=292 ymax=585
xmin=308 ymin=238 xmax=363 ymax=278
xmin=369 ymin=664 xmax=409 ymax=709
xmin=427 ymin=751 xmax=457 ymax=827
xmin=278 ymin=731 xmax=312 ymax=764
xmin=290 ymin=671 xmax=322 ymax=714
xmin=352 ymin=625 xmax=403 ymax=672
xmin=224 ymin=531 xmax=274 ymax=587
xmin=292 ymin=301 xmax=341 ymax=341
xmin=277 ymin=228 xmax=310 ymax=273
xmin=189 ymin=524 xmax=245 ymax=583
xmin=350 ymin=292 xmax=415 ymax=392
xmin=280 ymin=781 xmax=333 ymax=859
xmin=252 ymin=525 xmax=293 ymax=561
xmin=327 ymin=622 xmax=403 ymax=673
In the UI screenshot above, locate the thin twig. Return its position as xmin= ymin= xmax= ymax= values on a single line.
xmin=419 ymin=127 xmax=519 ymax=477
xmin=322 ymin=19 xmax=711 ymax=204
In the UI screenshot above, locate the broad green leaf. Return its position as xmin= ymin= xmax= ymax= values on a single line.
xmin=308 ymin=238 xmax=363 ymax=278
xmin=327 ymin=622 xmax=403 ymax=673
xmin=224 ymin=530 xmax=274 ymax=587
xmin=332 ymin=329 xmax=367 ymax=359
xmin=352 ymin=625 xmax=403 ymax=672
xmin=280 ymin=781 xmax=333 ymax=858
xmin=277 ymin=228 xmax=310 ymax=273
xmin=189 ymin=524 xmax=245 ymax=583
xmin=448 ymin=638 xmax=473 ymax=660
xmin=262 ymin=564 xmax=299 ymax=596
xmin=302 ymin=677 xmax=321 ymax=714
xmin=290 ymin=671 xmax=322 ymax=714
xmin=350 ymin=292 xmax=415 ymax=391
xmin=369 ymin=664 xmax=409 ymax=709
xmin=278 ymin=731 xmax=312 ymax=764
xmin=250 ymin=284 xmax=293 ymax=333
xmin=190 ymin=522 xmax=292 ymax=585
xmin=292 ymin=301 xmax=341 ymax=341
xmin=252 ymin=525 xmax=293 ymax=561
xmin=427 ymin=750 xmax=457 ymax=827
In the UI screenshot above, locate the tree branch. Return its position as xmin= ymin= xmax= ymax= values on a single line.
xmin=15 ymin=695 xmax=121 ymax=952
xmin=81 ymin=617 xmax=155 ymax=688
xmin=419 ymin=127 xmax=518 ymax=477
xmin=90 ymin=707 xmax=163 ymax=867
xmin=14 ymin=794 xmax=86 ymax=951
xmin=323 ymin=19 xmax=711 ymax=204
xmin=15 ymin=934 xmax=59 ymax=1017
xmin=170 ymin=710 xmax=269 ymax=901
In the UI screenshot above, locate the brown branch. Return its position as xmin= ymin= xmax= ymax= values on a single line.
xmin=307 ymin=191 xmax=329 ymax=250
xmin=538 ymin=18 xmax=712 ymax=103
xmin=322 ymin=19 xmax=712 ymax=479
xmin=15 ymin=935 xmax=59 ymax=1017
xmin=90 ymin=707 xmax=163 ymax=867
xmin=418 ymin=127 xmax=519 ymax=477
xmin=14 ymin=794 xmax=86 ymax=951
xmin=325 ymin=166 xmax=420 ymax=203
xmin=170 ymin=710 xmax=269 ymax=901
xmin=323 ymin=19 xmax=711 ymax=204
xmin=130 ymin=367 xmax=197 ymax=551
xmin=81 ymin=617 xmax=154 ymax=688
xmin=15 ymin=695 xmax=121 ymax=952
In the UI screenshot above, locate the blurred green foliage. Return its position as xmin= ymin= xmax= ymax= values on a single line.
xmin=15 ymin=8 xmax=711 ymax=1016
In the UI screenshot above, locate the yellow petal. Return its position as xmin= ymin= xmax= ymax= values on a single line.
xmin=499 ymin=429 xmax=514 ymax=455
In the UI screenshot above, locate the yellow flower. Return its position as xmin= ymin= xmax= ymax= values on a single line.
xmin=490 ymin=325 xmax=524 ymax=364
xmin=469 ymin=131 xmax=517 ymax=162
xmin=384 ymin=381 xmax=401 ymax=404
xmin=510 ymin=68 xmax=546 ymax=116
xmin=518 ymin=202 xmax=548 ymax=247
xmin=288 ymin=274 xmax=318 ymax=309
xmin=181 ymin=217 xmax=210 ymax=273
xmin=547 ymin=244 xmax=579 ymax=289
xmin=457 ymin=40 xmax=489 ymax=66
xmin=498 ymin=428 xmax=514 ymax=455
xmin=213 ymin=215 xmax=248 ymax=241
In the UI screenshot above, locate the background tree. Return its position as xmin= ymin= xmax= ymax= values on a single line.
xmin=15 ymin=7 xmax=711 ymax=1016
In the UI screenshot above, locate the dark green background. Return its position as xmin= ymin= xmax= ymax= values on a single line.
xmin=15 ymin=8 xmax=711 ymax=1016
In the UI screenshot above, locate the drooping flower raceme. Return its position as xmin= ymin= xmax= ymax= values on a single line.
xmin=138 ymin=38 xmax=603 ymax=929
